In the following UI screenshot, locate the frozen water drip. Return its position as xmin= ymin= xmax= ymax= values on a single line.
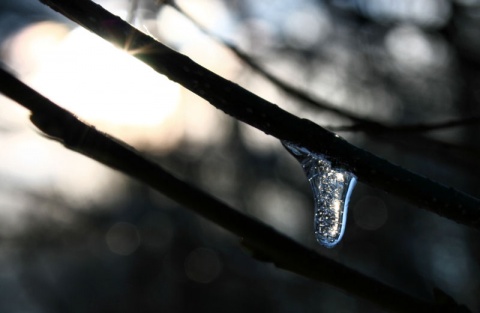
xmin=282 ymin=141 xmax=357 ymax=248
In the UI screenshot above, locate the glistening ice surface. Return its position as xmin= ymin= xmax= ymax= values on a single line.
xmin=282 ymin=141 xmax=357 ymax=248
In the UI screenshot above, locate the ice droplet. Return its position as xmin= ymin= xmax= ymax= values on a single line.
xmin=282 ymin=141 xmax=357 ymax=248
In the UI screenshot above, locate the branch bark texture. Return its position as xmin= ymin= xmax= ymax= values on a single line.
xmin=38 ymin=0 xmax=480 ymax=230
xmin=0 ymin=66 xmax=449 ymax=313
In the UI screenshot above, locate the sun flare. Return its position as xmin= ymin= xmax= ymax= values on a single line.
xmin=4 ymin=21 xmax=184 ymax=149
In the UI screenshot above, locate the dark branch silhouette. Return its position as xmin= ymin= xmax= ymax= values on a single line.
xmin=165 ymin=0 xmax=480 ymax=172
xmin=37 ymin=0 xmax=480 ymax=231
xmin=167 ymin=0 xmax=480 ymax=135
xmin=0 ymin=65 xmax=456 ymax=313
xmin=329 ymin=115 xmax=480 ymax=132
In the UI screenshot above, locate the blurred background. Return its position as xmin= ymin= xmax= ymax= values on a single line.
xmin=0 ymin=0 xmax=479 ymax=312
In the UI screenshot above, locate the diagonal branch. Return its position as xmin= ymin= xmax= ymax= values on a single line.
xmin=328 ymin=116 xmax=480 ymax=132
xmin=167 ymin=0 xmax=480 ymax=168
xmin=166 ymin=0 xmax=373 ymax=124
xmin=0 ymin=65 xmax=451 ymax=313
xmin=167 ymin=0 xmax=480 ymax=134
xmin=38 ymin=0 xmax=480 ymax=230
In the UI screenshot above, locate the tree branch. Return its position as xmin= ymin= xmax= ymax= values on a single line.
xmin=167 ymin=0 xmax=480 ymax=170
xmin=329 ymin=116 xmax=480 ymax=132
xmin=37 ymin=0 xmax=480 ymax=230
xmin=168 ymin=0 xmax=480 ymax=134
xmin=0 ymin=65 xmax=453 ymax=313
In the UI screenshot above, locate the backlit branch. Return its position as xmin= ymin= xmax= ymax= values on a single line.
xmin=0 ymin=65 xmax=448 ymax=313
xmin=38 ymin=0 xmax=480 ymax=231
xmin=167 ymin=0 xmax=480 ymax=135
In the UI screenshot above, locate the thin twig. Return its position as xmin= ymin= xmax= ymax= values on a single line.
xmin=38 ymin=0 xmax=480 ymax=230
xmin=166 ymin=0 xmax=367 ymax=123
xmin=168 ymin=1 xmax=480 ymax=134
xmin=0 ymin=65 xmax=451 ymax=313
xmin=167 ymin=0 xmax=480 ymax=169
xmin=328 ymin=116 xmax=480 ymax=132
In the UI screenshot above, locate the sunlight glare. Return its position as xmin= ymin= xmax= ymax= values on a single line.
xmin=0 ymin=20 xmax=185 ymax=230
xmin=2 ymin=21 xmax=187 ymax=149
xmin=29 ymin=26 xmax=181 ymax=127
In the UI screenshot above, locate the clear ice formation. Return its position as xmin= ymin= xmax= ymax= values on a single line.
xmin=282 ymin=141 xmax=357 ymax=248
